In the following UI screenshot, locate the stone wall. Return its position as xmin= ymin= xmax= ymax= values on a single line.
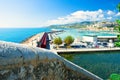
xmin=0 ymin=41 xmax=102 ymax=80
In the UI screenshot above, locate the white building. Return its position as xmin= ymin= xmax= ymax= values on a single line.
xmin=82 ymin=35 xmax=97 ymax=43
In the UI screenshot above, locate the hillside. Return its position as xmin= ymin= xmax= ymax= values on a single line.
xmin=49 ymin=21 xmax=95 ymax=28
xmin=49 ymin=21 xmax=117 ymax=29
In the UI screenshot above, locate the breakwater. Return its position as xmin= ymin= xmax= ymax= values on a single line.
xmin=22 ymin=32 xmax=45 ymax=47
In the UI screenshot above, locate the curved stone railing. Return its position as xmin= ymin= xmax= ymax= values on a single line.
xmin=0 ymin=41 xmax=103 ymax=80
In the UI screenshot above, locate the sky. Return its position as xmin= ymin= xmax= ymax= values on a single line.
xmin=0 ymin=0 xmax=120 ymax=28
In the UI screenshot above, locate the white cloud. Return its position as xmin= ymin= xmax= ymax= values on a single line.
xmin=106 ymin=17 xmax=112 ymax=20
xmin=116 ymin=12 xmax=120 ymax=16
xmin=46 ymin=9 xmax=118 ymax=26
xmin=107 ymin=10 xmax=115 ymax=15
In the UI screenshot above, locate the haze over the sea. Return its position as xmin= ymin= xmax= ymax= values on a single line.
xmin=0 ymin=0 xmax=120 ymax=28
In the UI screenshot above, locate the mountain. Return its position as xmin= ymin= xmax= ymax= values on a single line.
xmin=49 ymin=21 xmax=98 ymax=28
xmin=49 ymin=21 xmax=117 ymax=28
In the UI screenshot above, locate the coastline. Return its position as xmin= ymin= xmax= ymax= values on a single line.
xmin=21 ymin=32 xmax=44 ymax=47
xmin=21 ymin=34 xmax=36 ymax=43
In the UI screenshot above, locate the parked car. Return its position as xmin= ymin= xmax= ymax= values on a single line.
xmin=102 ymin=42 xmax=108 ymax=47
xmin=81 ymin=45 xmax=86 ymax=48
xmin=97 ymin=42 xmax=104 ymax=48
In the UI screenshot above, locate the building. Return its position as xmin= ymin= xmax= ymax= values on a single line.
xmin=82 ymin=35 xmax=97 ymax=43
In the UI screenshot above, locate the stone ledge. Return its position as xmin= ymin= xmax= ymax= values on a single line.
xmin=0 ymin=41 xmax=103 ymax=80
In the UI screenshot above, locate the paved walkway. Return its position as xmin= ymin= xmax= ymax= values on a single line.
xmin=53 ymin=47 xmax=120 ymax=53
xmin=22 ymin=32 xmax=45 ymax=47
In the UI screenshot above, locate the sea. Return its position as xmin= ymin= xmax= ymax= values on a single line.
xmin=0 ymin=27 xmax=116 ymax=43
xmin=0 ymin=27 xmax=51 ymax=43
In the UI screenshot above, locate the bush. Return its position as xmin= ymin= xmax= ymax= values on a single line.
xmin=64 ymin=36 xmax=74 ymax=47
xmin=53 ymin=37 xmax=62 ymax=47
xmin=110 ymin=73 xmax=120 ymax=80
xmin=117 ymin=35 xmax=120 ymax=41
xmin=114 ymin=42 xmax=120 ymax=47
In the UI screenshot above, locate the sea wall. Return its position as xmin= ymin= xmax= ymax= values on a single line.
xmin=0 ymin=41 xmax=102 ymax=80
xmin=22 ymin=32 xmax=45 ymax=47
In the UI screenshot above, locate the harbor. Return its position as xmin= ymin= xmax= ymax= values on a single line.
xmin=21 ymin=29 xmax=120 ymax=53
xmin=20 ymin=29 xmax=120 ymax=79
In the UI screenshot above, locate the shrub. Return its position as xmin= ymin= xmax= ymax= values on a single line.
xmin=117 ymin=35 xmax=120 ymax=41
xmin=64 ymin=36 xmax=74 ymax=47
xmin=109 ymin=73 xmax=120 ymax=80
xmin=53 ymin=37 xmax=62 ymax=48
xmin=114 ymin=42 xmax=120 ymax=47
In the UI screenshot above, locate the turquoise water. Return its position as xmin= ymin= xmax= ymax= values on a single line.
xmin=60 ymin=52 xmax=120 ymax=79
xmin=0 ymin=28 xmax=51 ymax=43
xmin=0 ymin=28 xmax=116 ymax=43
xmin=58 ymin=29 xmax=117 ymax=39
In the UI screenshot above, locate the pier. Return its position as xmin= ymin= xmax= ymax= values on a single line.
xmin=47 ymin=30 xmax=64 ymax=34
xmin=22 ymin=30 xmax=65 ymax=49
xmin=55 ymin=47 xmax=120 ymax=53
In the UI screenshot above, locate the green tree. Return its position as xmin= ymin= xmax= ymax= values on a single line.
xmin=114 ymin=3 xmax=120 ymax=47
xmin=64 ymin=35 xmax=74 ymax=48
xmin=53 ymin=37 xmax=62 ymax=49
xmin=117 ymin=3 xmax=120 ymax=12
xmin=116 ymin=3 xmax=120 ymax=32
xmin=116 ymin=20 xmax=120 ymax=25
xmin=114 ymin=20 xmax=120 ymax=32
xmin=114 ymin=26 xmax=120 ymax=33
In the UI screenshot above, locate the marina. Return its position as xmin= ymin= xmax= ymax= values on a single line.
xmin=22 ymin=29 xmax=119 ymax=53
xmin=21 ymin=29 xmax=120 ymax=79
